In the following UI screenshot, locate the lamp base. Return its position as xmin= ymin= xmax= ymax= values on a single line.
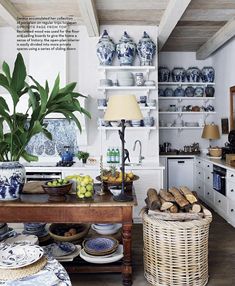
xmin=113 ymin=192 xmax=133 ymax=202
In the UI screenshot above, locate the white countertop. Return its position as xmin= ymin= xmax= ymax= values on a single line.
xmin=197 ymin=154 xmax=235 ymax=172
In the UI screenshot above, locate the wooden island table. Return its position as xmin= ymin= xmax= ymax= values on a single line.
xmin=0 ymin=184 xmax=137 ymax=286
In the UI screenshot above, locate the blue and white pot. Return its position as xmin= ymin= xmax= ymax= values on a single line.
xmin=186 ymin=67 xmax=201 ymax=82
xmin=205 ymin=85 xmax=215 ymax=97
xmin=158 ymin=66 xmax=170 ymax=82
xmin=174 ymin=87 xmax=185 ymax=97
xmin=172 ymin=67 xmax=186 ymax=82
xmin=201 ymin=66 xmax=215 ymax=82
xmin=96 ymin=30 xmax=116 ymax=66
xmin=164 ymin=88 xmax=174 ymax=97
xmin=0 ymin=161 xmax=25 ymax=201
xmin=194 ymin=87 xmax=204 ymax=97
xmin=185 ymin=86 xmax=195 ymax=97
xmin=116 ymin=32 xmax=136 ymax=66
xmin=137 ymin=31 xmax=156 ymax=66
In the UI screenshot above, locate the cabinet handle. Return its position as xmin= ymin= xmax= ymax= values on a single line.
xmin=207 ymin=165 xmax=210 ymax=167
xmin=218 ymin=200 xmax=221 ymax=203
xmin=207 ymin=176 xmax=210 ymax=179
xmin=198 ymin=186 xmax=201 ymax=189
xmin=231 ymin=189 xmax=234 ymax=193
xmin=207 ymin=192 xmax=210 ymax=195
xmin=199 ymin=161 xmax=201 ymax=164
xmin=231 ymin=174 xmax=234 ymax=177
xmin=231 ymin=209 xmax=234 ymax=212
xmin=198 ymin=172 xmax=201 ymax=174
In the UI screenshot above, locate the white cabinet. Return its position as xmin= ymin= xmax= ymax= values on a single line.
xmin=214 ymin=192 xmax=227 ymax=218
xmin=132 ymin=169 xmax=163 ymax=223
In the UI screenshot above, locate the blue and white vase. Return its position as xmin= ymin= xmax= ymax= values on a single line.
xmin=174 ymin=87 xmax=185 ymax=97
xmin=186 ymin=67 xmax=201 ymax=82
xmin=172 ymin=67 xmax=186 ymax=82
xmin=158 ymin=88 xmax=165 ymax=97
xmin=194 ymin=87 xmax=204 ymax=97
xmin=201 ymin=66 xmax=215 ymax=82
xmin=185 ymin=86 xmax=195 ymax=97
xmin=96 ymin=30 xmax=115 ymax=66
xmin=0 ymin=161 xmax=25 ymax=201
xmin=164 ymin=88 xmax=174 ymax=97
xmin=116 ymin=32 xmax=136 ymax=66
xmin=205 ymin=85 xmax=215 ymax=97
xmin=158 ymin=66 xmax=170 ymax=82
xmin=137 ymin=31 xmax=156 ymax=66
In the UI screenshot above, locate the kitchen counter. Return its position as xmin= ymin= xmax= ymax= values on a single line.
xmin=197 ymin=154 xmax=235 ymax=172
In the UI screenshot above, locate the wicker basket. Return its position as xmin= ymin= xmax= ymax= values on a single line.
xmin=143 ymin=212 xmax=212 ymax=286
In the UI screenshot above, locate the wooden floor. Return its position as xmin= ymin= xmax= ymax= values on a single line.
xmin=70 ymin=212 xmax=235 ymax=286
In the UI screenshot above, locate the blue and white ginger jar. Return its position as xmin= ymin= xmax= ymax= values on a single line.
xmin=116 ymin=32 xmax=136 ymax=66
xmin=174 ymin=87 xmax=185 ymax=97
xmin=205 ymin=85 xmax=215 ymax=97
xmin=137 ymin=31 xmax=156 ymax=66
xmin=186 ymin=67 xmax=201 ymax=82
xmin=96 ymin=30 xmax=115 ymax=66
xmin=201 ymin=66 xmax=215 ymax=82
xmin=0 ymin=161 xmax=25 ymax=201
xmin=172 ymin=67 xmax=186 ymax=82
xmin=194 ymin=87 xmax=204 ymax=97
xmin=185 ymin=86 xmax=195 ymax=97
xmin=158 ymin=66 xmax=170 ymax=82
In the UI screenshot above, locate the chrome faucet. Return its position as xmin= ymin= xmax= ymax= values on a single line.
xmin=133 ymin=140 xmax=144 ymax=164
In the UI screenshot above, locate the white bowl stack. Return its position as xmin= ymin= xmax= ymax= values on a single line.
xmin=117 ymin=71 xmax=134 ymax=86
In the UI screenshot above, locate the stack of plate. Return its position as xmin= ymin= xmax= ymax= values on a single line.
xmin=0 ymin=223 xmax=16 ymax=241
xmin=92 ymin=223 xmax=122 ymax=235
xmin=42 ymin=242 xmax=80 ymax=262
xmin=131 ymin=120 xmax=142 ymax=127
xmin=80 ymin=237 xmax=123 ymax=264
xmin=184 ymin=122 xmax=199 ymax=127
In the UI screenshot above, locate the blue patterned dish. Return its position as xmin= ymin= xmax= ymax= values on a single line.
xmin=42 ymin=242 xmax=76 ymax=258
xmin=0 ymin=244 xmax=44 ymax=269
xmin=83 ymin=237 xmax=118 ymax=255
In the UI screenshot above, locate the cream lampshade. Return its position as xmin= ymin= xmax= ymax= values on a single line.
xmin=104 ymin=95 xmax=143 ymax=121
xmin=201 ymin=123 xmax=220 ymax=148
xmin=103 ymin=95 xmax=143 ymax=202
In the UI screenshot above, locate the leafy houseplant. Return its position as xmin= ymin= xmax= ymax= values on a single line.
xmin=0 ymin=53 xmax=91 ymax=200
xmin=76 ymin=151 xmax=90 ymax=164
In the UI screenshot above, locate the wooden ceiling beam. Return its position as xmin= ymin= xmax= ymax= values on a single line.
xmin=0 ymin=0 xmax=22 ymax=30
xmin=158 ymin=0 xmax=192 ymax=51
xmin=78 ymin=0 xmax=99 ymax=37
xmin=196 ymin=17 xmax=235 ymax=60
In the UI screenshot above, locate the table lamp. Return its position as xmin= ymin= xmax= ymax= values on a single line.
xmin=104 ymin=95 xmax=143 ymax=202
xmin=201 ymin=123 xmax=220 ymax=148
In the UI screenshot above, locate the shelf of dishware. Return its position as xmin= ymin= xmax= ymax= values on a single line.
xmin=158 ymin=82 xmax=215 ymax=86
xmin=98 ymin=86 xmax=157 ymax=91
xmin=159 ymin=126 xmax=203 ymax=130
xmin=98 ymin=126 xmax=156 ymax=131
xmin=98 ymin=66 xmax=155 ymax=71
xmin=98 ymin=106 xmax=157 ymax=111
xmin=158 ymin=97 xmax=215 ymax=100
xmin=158 ymin=111 xmax=216 ymax=115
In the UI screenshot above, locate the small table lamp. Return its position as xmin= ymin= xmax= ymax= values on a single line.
xmin=201 ymin=123 xmax=220 ymax=148
xmin=104 ymin=95 xmax=143 ymax=202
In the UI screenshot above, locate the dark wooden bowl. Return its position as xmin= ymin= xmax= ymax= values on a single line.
xmin=96 ymin=175 xmax=139 ymax=191
xmin=42 ymin=181 xmax=73 ymax=202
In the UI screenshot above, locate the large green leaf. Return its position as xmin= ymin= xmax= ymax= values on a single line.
xmin=0 ymin=117 xmax=4 ymax=140
xmin=50 ymin=74 xmax=60 ymax=100
xmin=0 ymin=73 xmax=19 ymax=106
xmin=2 ymin=61 xmax=11 ymax=84
xmin=0 ymin=96 xmax=9 ymax=111
xmin=28 ymin=120 xmax=43 ymax=138
xmin=21 ymin=150 xmax=38 ymax=162
xmin=58 ymin=82 xmax=76 ymax=94
xmin=11 ymin=53 xmax=26 ymax=93
xmin=42 ymin=128 xmax=52 ymax=140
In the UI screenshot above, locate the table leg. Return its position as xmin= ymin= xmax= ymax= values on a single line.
xmin=122 ymin=222 xmax=132 ymax=286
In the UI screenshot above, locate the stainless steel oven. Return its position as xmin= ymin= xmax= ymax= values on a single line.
xmin=26 ymin=171 xmax=62 ymax=182
xmin=213 ymin=165 xmax=226 ymax=196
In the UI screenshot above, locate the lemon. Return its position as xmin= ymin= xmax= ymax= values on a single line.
xmin=78 ymin=193 xmax=85 ymax=199
xmin=86 ymin=184 xmax=93 ymax=192
xmin=85 ymin=191 xmax=92 ymax=198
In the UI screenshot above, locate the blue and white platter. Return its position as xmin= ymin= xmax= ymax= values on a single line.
xmin=3 ymin=234 xmax=39 ymax=246
xmin=0 ymin=244 xmax=44 ymax=269
xmin=83 ymin=237 xmax=118 ymax=255
xmin=42 ymin=242 xmax=76 ymax=258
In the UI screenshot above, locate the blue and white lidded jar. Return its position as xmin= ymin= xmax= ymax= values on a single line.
xmin=186 ymin=67 xmax=201 ymax=82
xmin=158 ymin=66 xmax=170 ymax=82
xmin=137 ymin=31 xmax=156 ymax=66
xmin=96 ymin=30 xmax=116 ymax=66
xmin=201 ymin=67 xmax=215 ymax=82
xmin=172 ymin=67 xmax=186 ymax=82
xmin=116 ymin=32 xmax=136 ymax=66
xmin=0 ymin=161 xmax=25 ymax=201
xmin=135 ymin=73 xmax=144 ymax=86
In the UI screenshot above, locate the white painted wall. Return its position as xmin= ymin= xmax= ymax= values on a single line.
xmin=158 ymin=52 xmax=215 ymax=150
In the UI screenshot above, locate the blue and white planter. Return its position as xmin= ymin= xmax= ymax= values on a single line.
xmin=0 ymin=161 xmax=25 ymax=201
xmin=137 ymin=31 xmax=156 ymax=66
xmin=172 ymin=67 xmax=186 ymax=82
xmin=158 ymin=66 xmax=170 ymax=82
xmin=186 ymin=67 xmax=201 ymax=82
xmin=201 ymin=66 xmax=215 ymax=82
xmin=96 ymin=30 xmax=116 ymax=66
xmin=116 ymin=32 xmax=136 ymax=66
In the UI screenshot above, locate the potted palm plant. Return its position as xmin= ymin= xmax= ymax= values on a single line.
xmin=0 ymin=53 xmax=91 ymax=201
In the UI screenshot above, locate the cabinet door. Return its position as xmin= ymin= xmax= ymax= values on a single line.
xmin=227 ymin=199 xmax=235 ymax=227
xmin=194 ymin=179 xmax=204 ymax=199
xmin=226 ymin=180 xmax=235 ymax=201
xmin=133 ymin=169 xmax=163 ymax=223
xmin=227 ymin=170 xmax=235 ymax=182
xmin=214 ymin=192 xmax=227 ymax=218
xmin=195 ymin=158 xmax=203 ymax=167
xmin=195 ymin=166 xmax=204 ymax=181
xmin=203 ymin=161 xmax=213 ymax=173
xmin=204 ymin=188 xmax=214 ymax=207
xmin=204 ymin=170 xmax=213 ymax=188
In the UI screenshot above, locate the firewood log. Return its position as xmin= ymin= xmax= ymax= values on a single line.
xmin=159 ymin=189 xmax=175 ymax=202
xmin=148 ymin=210 xmax=203 ymax=221
xmin=160 ymin=197 xmax=173 ymax=211
xmin=201 ymin=205 xmax=212 ymax=217
xmin=169 ymin=187 xmax=190 ymax=208
xmin=191 ymin=203 xmax=201 ymax=213
xmin=179 ymin=186 xmax=198 ymax=204
xmin=192 ymin=191 xmax=199 ymax=199
xmin=147 ymin=188 xmax=161 ymax=210
xmin=169 ymin=204 xmax=179 ymax=213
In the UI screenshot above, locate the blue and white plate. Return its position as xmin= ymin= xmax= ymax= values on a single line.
xmin=0 ymin=244 xmax=44 ymax=269
xmin=84 ymin=237 xmax=118 ymax=255
xmin=4 ymin=234 xmax=39 ymax=246
xmin=42 ymin=242 xmax=76 ymax=258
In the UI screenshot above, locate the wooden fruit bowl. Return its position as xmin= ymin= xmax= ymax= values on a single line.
xmin=42 ymin=181 xmax=73 ymax=202
xmin=96 ymin=175 xmax=139 ymax=191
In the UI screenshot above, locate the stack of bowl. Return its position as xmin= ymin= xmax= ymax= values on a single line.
xmin=23 ymin=223 xmax=49 ymax=242
xmin=117 ymin=71 xmax=134 ymax=86
xmin=131 ymin=120 xmax=142 ymax=127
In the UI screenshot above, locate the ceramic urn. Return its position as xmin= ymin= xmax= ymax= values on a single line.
xmin=137 ymin=31 xmax=156 ymax=66
xmin=96 ymin=30 xmax=115 ymax=66
xmin=116 ymin=32 xmax=136 ymax=66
